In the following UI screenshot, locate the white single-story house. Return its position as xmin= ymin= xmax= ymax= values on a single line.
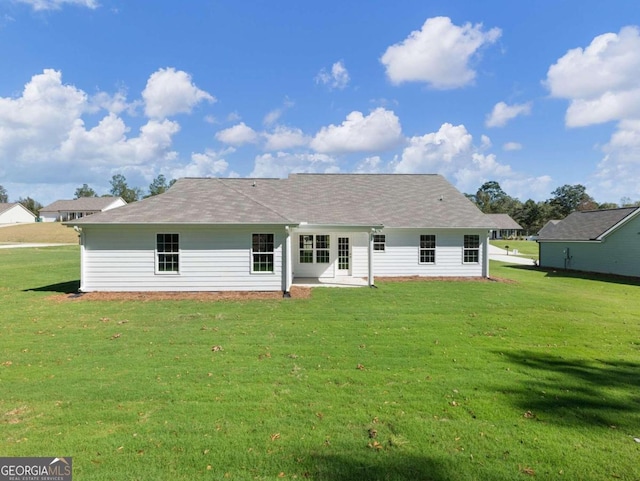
xmin=40 ymin=197 xmax=126 ymax=222
xmin=537 ymin=206 xmax=640 ymax=278
xmin=66 ymin=174 xmax=497 ymax=294
xmin=0 ymin=203 xmax=37 ymax=224
xmin=486 ymin=213 xmax=523 ymax=240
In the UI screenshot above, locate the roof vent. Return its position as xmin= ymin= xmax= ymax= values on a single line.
xmin=439 ymin=195 xmax=444 ymax=201
xmin=252 ymin=181 xmax=256 ymax=187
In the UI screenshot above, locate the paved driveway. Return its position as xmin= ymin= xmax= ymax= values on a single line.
xmin=488 ymin=244 xmax=536 ymax=266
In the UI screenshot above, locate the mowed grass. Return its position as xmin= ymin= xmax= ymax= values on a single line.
xmin=0 ymin=222 xmax=79 ymax=244
xmin=1 ymin=247 xmax=639 ymax=480
xmin=491 ymin=240 xmax=539 ymax=260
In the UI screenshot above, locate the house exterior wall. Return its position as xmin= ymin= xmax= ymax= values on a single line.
xmin=80 ymin=224 xmax=286 ymax=292
xmin=0 ymin=205 xmax=36 ymax=224
xmin=40 ymin=213 xmax=58 ymax=222
xmin=539 ymin=215 xmax=640 ymax=278
xmin=352 ymin=228 xmax=488 ymax=278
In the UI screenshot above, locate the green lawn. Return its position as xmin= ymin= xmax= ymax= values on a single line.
xmin=1 ymin=247 xmax=639 ymax=480
xmin=491 ymin=239 xmax=539 ymax=260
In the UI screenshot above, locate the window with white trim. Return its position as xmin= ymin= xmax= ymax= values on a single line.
xmin=156 ymin=233 xmax=179 ymax=273
xmin=299 ymin=234 xmax=330 ymax=264
xmin=252 ymin=233 xmax=274 ymax=273
xmin=419 ymin=234 xmax=436 ymax=264
xmin=373 ymin=234 xmax=386 ymax=252
xmin=463 ymin=234 xmax=480 ymax=263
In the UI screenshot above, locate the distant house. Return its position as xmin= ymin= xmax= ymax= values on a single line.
xmin=537 ymin=207 xmax=640 ymax=278
xmin=0 ymin=203 xmax=37 ymax=224
xmin=66 ymin=174 xmax=496 ymax=294
xmin=40 ymin=197 xmax=126 ymax=222
xmin=486 ymin=214 xmax=522 ymax=240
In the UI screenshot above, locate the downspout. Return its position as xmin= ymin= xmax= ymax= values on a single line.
xmin=283 ymin=226 xmax=292 ymax=297
xmin=368 ymin=229 xmax=376 ymax=288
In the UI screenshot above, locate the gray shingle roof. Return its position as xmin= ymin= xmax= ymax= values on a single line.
xmin=41 ymin=197 xmax=124 ymax=213
xmin=67 ymin=174 xmax=492 ymax=228
xmin=485 ymin=213 xmax=522 ymax=230
xmin=537 ymin=207 xmax=640 ymax=241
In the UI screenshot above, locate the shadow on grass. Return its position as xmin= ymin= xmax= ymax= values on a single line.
xmin=25 ymin=279 xmax=80 ymax=294
xmin=503 ymin=264 xmax=640 ymax=287
xmin=306 ymin=453 xmax=447 ymax=481
xmin=497 ymin=350 xmax=640 ymax=429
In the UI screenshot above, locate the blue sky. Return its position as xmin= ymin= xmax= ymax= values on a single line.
xmin=1 ymin=0 xmax=639 ymax=205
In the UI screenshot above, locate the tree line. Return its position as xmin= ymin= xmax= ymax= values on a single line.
xmin=466 ymin=181 xmax=640 ymax=235
xmin=0 ymin=174 xmax=175 ymax=215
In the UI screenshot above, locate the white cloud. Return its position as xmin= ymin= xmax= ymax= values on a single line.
xmin=16 ymin=0 xmax=98 ymax=10
xmin=592 ymin=119 xmax=640 ymax=201
xmin=171 ymin=148 xmax=230 ymax=178
xmin=354 ymin=156 xmax=385 ymax=173
xmin=310 ymin=108 xmax=403 ymax=154
xmin=263 ymin=126 xmax=309 ymax=151
xmin=142 ymin=67 xmax=215 ymax=119
xmin=0 ymin=68 xmax=198 ymax=201
xmin=485 ymin=101 xmax=532 ymax=127
xmin=215 ymin=122 xmax=259 ymax=146
xmin=394 ymin=123 xmax=473 ymax=173
xmin=263 ymin=98 xmax=294 ymax=126
xmin=545 ymin=26 xmax=640 ymax=201
xmin=392 ymin=122 xmax=547 ymax=198
xmin=250 ymin=152 xmax=339 ymax=178
xmin=545 ymin=26 xmax=640 ymax=127
xmin=315 ymin=60 xmax=350 ymax=90
xmin=380 ymin=16 xmax=501 ymax=89
xmin=503 ymin=142 xmax=523 ymax=151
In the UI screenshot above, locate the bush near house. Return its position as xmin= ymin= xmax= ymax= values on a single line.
xmin=0 ymin=246 xmax=639 ymax=481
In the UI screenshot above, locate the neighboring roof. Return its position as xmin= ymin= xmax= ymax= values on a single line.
xmin=485 ymin=213 xmax=522 ymax=230
xmin=537 ymin=207 xmax=640 ymax=241
xmin=0 ymin=203 xmax=36 ymax=216
xmin=66 ymin=174 xmax=493 ymax=229
xmin=537 ymin=219 xmax=561 ymax=237
xmin=41 ymin=197 xmax=125 ymax=213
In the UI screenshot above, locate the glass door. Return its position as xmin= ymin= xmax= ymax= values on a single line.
xmin=337 ymin=236 xmax=350 ymax=274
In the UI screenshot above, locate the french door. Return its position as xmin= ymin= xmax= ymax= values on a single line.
xmin=337 ymin=236 xmax=350 ymax=274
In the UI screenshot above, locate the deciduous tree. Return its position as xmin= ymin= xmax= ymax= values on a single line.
xmin=74 ymin=184 xmax=97 ymax=198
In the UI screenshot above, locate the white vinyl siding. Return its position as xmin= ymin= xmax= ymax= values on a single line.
xmin=81 ymin=225 xmax=284 ymax=292
xmin=352 ymin=228 xmax=486 ymax=278
xmin=0 ymin=204 xmax=36 ymax=224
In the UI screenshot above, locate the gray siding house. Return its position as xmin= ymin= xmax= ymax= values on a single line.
xmin=66 ymin=174 xmax=496 ymax=294
xmin=538 ymin=207 xmax=640 ymax=278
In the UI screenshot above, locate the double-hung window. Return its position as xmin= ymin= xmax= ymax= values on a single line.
xmin=252 ymin=233 xmax=274 ymax=273
xmin=373 ymin=234 xmax=386 ymax=252
xmin=299 ymin=234 xmax=330 ymax=264
xmin=315 ymin=235 xmax=330 ymax=263
xmin=419 ymin=234 xmax=436 ymax=264
xmin=463 ymin=235 xmax=480 ymax=263
xmin=156 ymin=233 xmax=179 ymax=273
